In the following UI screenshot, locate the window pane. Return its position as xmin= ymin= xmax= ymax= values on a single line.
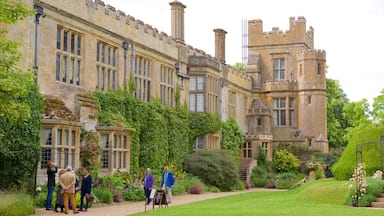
xmin=108 ymin=47 xmax=111 ymax=65
xmin=42 ymin=128 xmax=52 ymax=145
xmin=56 ymin=148 xmax=62 ymax=167
xmin=273 ymin=99 xmax=278 ymax=108
xmin=281 ymin=110 xmax=286 ymax=126
xmin=77 ymin=35 xmax=81 ymax=56
xmin=113 ymin=151 xmax=116 ymax=168
xmin=63 ymin=31 xmax=68 ymax=52
xmin=123 ymin=152 xmax=126 ymax=168
xmin=71 ymin=130 xmax=76 ymax=146
xmin=101 ymin=67 xmax=105 ymax=90
xmin=62 ymin=56 xmax=67 ymax=82
xmin=289 ymin=110 xmax=294 ymax=126
xmin=112 ymin=71 xmax=116 ymax=90
xmin=123 ymin=136 xmax=127 ymax=149
xmin=280 ymin=59 xmax=285 ymax=68
xmin=70 ymin=33 xmax=75 ymax=54
xmin=107 ymin=69 xmax=111 ymax=90
xmin=280 ymin=98 xmax=286 ymax=108
xmin=101 ymin=134 xmax=109 ymax=148
xmin=56 ymin=54 xmax=60 ymax=81
xmin=101 ymin=44 xmax=105 ymax=63
xmin=64 ymin=149 xmax=68 ymax=168
xmin=57 ymin=129 xmax=62 ymax=145
xmin=273 ymin=59 xmax=279 ymax=68
xmin=280 ymin=69 xmax=285 ymax=79
xmin=41 ymin=148 xmax=52 ymax=168
xmin=147 ymin=62 xmax=151 ymax=77
xmin=273 ymin=111 xmax=279 ymax=126
xmin=190 ymin=77 xmax=196 ymax=91
xmin=197 ymin=93 xmax=204 ymax=112
xmin=112 ymin=49 xmax=116 ymax=66
xmin=76 ymin=60 xmax=80 ymax=86
xmin=96 ymin=43 xmax=100 ymax=62
xmin=113 ymin=135 xmax=117 ymax=148
xmin=56 ymin=28 xmax=61 ymax=49
xmin=64 ymin=130 xmax=69 ymax=146
xmin=102 ymin=151 xmax=109 ymax=168
xmin=70 ymin=58 xmax=74 ymax=84
xmin=71 ymin=149 xmax=75 ymax=168
xmin=197 ymin=76 xmax=204 ymax=90
xmin=190 ymin=93 xmax=196 ymax=112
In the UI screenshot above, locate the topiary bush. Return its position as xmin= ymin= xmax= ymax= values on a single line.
xmin=183 ymin=150 xmax=239 ymax=191
xmin=272 ymin=149 xmax=301 ymax=173
xmin=332 ymin=127 xmax=384 ymax=180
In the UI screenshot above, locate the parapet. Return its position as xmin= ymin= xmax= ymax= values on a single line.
xmin=297 ymin=49 xmax=326 ymax=61
xmin=38 ymin=0 xmax=177 ymax=54
xmin=248 ymin=17 xmax=314 ymax=49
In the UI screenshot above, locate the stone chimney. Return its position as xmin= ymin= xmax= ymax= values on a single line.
xmin=214 ymin=28 xmax=227 ymax=63
xmin=169 ymin=0 xmax=186 ymax=43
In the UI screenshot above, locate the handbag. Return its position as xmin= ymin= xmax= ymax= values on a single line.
xmin=86 ymin=193 xmax=95 ymax=202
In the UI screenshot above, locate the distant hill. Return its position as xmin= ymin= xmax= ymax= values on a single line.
xmin=332 ymin=126 xmax=384 ymax=180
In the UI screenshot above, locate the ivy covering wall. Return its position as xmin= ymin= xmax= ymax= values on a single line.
xmin=94 ymin=90 xmax=224 ymax=173
xmin=221 ymin=117 xmax=244 ymax=162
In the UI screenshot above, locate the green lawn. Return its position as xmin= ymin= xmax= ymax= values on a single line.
xmin=132 ymin=179 xmax=383 ymax=216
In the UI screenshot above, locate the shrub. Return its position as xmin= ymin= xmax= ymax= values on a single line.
xmin=314 ymin=168 xmax=325 ymax=180
xmin=93 ymin=188 xmax=113 ymax=204
xmin=280 ymin=172 xmax=296 ymax=181
xmin=273 ymin=149 xmax=301 ymax=173
xmin=250 ymin=166 xmax=275 ymax=188
xmin=172 ymin=182 xmax=186 ymax=195
xmin=265 ymin=180 xmax=276 ymax=188
xmin=122 ymin=183 xmax=145 ymax=202
xmin=0 ymin=193 xmax=35 ymax=216
xmin=345 ymin=178 xmax=384 ymax=207
xmin=184 ymin=150 xmax=239 ymax=191
xmin=332 ymin=127 xmax=384 ymax=180
xmin=209 ymin=186 xmax=221 ymax=193
xmin=189 ymin=183 xmax=204 ymax=194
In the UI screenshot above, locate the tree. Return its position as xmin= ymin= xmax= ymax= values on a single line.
xmin=233 ymin=62 xmax=246 ymax=73
xmin=0 ymin=0 xmax=35 ymax=123
xmin=221 ymin=118 xmax=244 ymax=162
xmin=342 ymin=99 xmax=373 ymax=141
xmin=0 ymin=0 xmax=43 ymax=190
xmin=326 ymin=78 xmax=350 ymax=147
xmin=372 ymin=88 xmax=384 ymax=125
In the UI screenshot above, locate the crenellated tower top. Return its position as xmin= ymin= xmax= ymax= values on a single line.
xmin=248 ymin=16 xmax=314 ymax=49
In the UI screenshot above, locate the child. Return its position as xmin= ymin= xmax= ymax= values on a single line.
xmin=54 ymin=169 xmax=66 ymax=213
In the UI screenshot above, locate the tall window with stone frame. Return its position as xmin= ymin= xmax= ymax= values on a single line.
xmin=96 ymin=42 xmax=117 ymax=91
xmin=112 ymin=134 xmax=129 ymax=169
xmin=273 ymin=58 xmax=285 ymax=81
xmin=134 ymin=56 xmax=151 ymax=102
xmin=242 ymin=142 xmax=252 ymax=159
xmin=207 ymin=75 xmax=219 ymax=113
xmin=160 ymin=65 xmax=174 ymax=107
xmin=40 ymin=126 xmax=78 ymax=169
xmin=56 ymin=27 xmax=82 ymax=86
xmin=228 ymin=90 xmax=236 ymax=118
xmin=189 ymin=75 xmax=205 ymax=112
xmin=100 ymin=134 xmax=110 ymax=169
xmin=193 ymin=136 xmax=205 ymax=150
xmin=273 ymin=97 xmax=286 ymax=126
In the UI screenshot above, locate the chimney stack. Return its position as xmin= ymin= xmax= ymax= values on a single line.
xmin=170 ymin=0 xmax=186 ymax=43
xmin=214 ymin=28 xmax=227 ymax=63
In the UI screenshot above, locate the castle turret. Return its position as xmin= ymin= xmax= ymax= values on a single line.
xmin=169 ymin=0 xmax=186 ymax=43
xmin=214 ymin=28 xmax=227 ymax=64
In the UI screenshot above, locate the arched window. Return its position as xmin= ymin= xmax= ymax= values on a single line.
xmin=317 ymin=63 xmax=321 ymax=75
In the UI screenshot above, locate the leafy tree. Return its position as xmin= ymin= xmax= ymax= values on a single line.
xmin=0 ymin=0 xmax=44 ymax=190
xmin=342 ymin=99 xmax=373 ymax=141
xmin=233 ymin=62 xmax=246 ymax=72
xmin=372 ymin=88 xmax=384 ymax=125
xmin=221 ymin=118 xmax=244 ymax=162
xmin=326 ymin=78 xmax=349 ymax=147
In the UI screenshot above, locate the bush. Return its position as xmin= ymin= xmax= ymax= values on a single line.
xmin=345 ymin=178 xmax=384 ymax=207
xmin=189 ymin=183 xmax=204 ymax=194
xmin=265 ymin=180 xmax=276 ymax=188
xmin=184 ymin=150 xmax=239 ymax=191
xmin=0 ymin=193 xmax=35 ymax=216
xmin=93 ymin=188 xmax=113 ymax=204
xmin=209 ymin=186 xmax=221 ymax=193
xmin=332 ymin=127 xmax=384 ymax=180
xmin=122 ymin=183 xmax=145 ymax=202
xmin=273 ymin=149 xmax=301 ymax=173
xmin=250 ymin=166 xmax=275 ymax=188
xmin=172 ymin=182 xmax=186 ymax=195
xmin=314 ymin=168 xmax=324 ymax=180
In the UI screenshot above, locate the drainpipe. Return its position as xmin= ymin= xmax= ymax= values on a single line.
xmin=130 ymin=42 xmax=135 ymax=96
xmin=33 ymin=5 xmax=44 ymax=84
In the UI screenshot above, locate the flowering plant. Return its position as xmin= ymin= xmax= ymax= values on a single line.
xmin=350 ymin=163 xmax=367 ymax=207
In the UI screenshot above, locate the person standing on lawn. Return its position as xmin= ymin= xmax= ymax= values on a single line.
xmin=143 ymin=168 xmax=154 ymax=205
xmin=160 ymin=165 xmax=175 ymax=204
xmin=79 ymin=167 xmax=92 ymax=212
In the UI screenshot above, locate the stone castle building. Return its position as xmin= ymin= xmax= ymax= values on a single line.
xmin=1 ymin=0 xmax=327 ymax=182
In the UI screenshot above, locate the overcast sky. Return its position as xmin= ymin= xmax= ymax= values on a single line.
xmin=103 ymin=0 xmax=384 ymax=104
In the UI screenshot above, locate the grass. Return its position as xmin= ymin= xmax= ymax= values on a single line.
xmin=0 ymin=193 xmax=35 ymax=216
xmin=132 ymin=179 xmax=383 ymax=216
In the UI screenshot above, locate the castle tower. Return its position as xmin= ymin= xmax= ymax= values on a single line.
xmin=169 ymin=0 xmax=186 ymax=43
xmin=214 ymin=28 xmax=227 ymax=63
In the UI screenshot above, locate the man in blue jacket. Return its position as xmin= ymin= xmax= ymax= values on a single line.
xmin=160 ymin=165 xmax=175 ymax=204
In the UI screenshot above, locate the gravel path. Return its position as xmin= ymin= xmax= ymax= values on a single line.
xmin=33 ymin=188 xmax=282 ymax=216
